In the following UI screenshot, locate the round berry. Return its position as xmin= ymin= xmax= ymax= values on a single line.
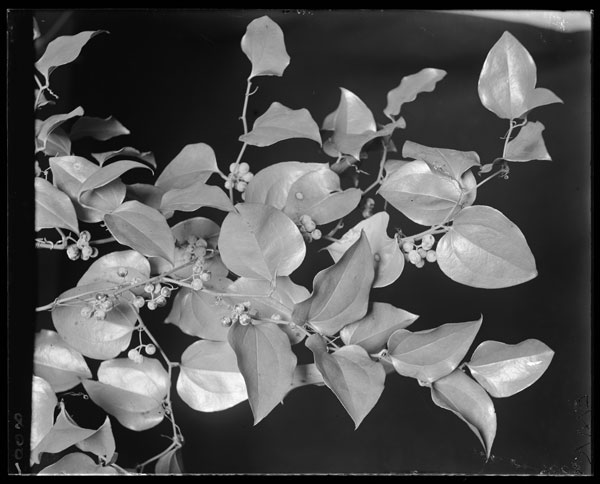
xmin=194 ymin=246 xmax=207 ymax=258
xmin=94 ymin=309 xmax=107 ymax=320
xmin=133 ymin=296 xmax=146 ymax=308
xmin=234 ymin=303 xmax=246 ymax=314
xmin=311 ymin=229 xmax=322 ymax=241
xmin=66 ymin=244 xmax=80 ymax=260
xmin=80 ymin=305 xmax=94 ymax=318
xmin=224 ymin=179 xmax=233 ymax=190
xmin=191 ymin=279 xmax=203 ymax=291
xmin=89 ymin=247 xmax=99 ymax=258
xmin=79 ymin=230 xmax=91 ymax=243
xmin=421 ymin=234 xmax=435 ymax=250
xmin=155 ymin=296 xmax=167 ymax=307
xmin=303 ymin=219 xmax=316 ymax=232
xmin=200 ymin=271 xmax=211 ymax=282
xmin=117 ymin=267 xmax=129 ymax=278
xmin=239 ymin=313 xmax=252 ymax=326
xmin=299 ymin=214 xmax=311 ymax=225
xmin=241 ymin=172 xmax=254 ymax=183
xmin=415 ymin=259 xmax=425 ymax=269
xmin=100 ymin=299 xmax=114 ymax=312
xmin=160 ymin=287 xmax=171 ymax=298
xmin=128 ymin=348 xmax=139 ymax=361
xmin=362 ymin=209 xmax=372 ymax=219
xmin=402 ymin=241 xmax=414 ymax=253
xmin=144 ymin=284 xmax=154 ymax=294
xmin=364 ymin=197 xmax=375 ymax=209
xmin=408 ymin=250 xmax=421 ymax=265
xmin=145 ymin=344 xmax=157 ymax=356
xmin=229 ymin=162 xmax=238 ymax=174
xmin=147 ymin=300 xmax=157 ymax=311
xmin=221 ymin=316 xmax=233 ymax=327
xmin=238 ymin=162 xmax=250 ymax=175
xmin=417 ymin=248 xmax=427 ymax=259
xmin=426 ymin=250 xmax=437 ymax=263
xmin=235 ymin=181 xmax=248 ymax=192
xmin=76 ymin=238 xmax=88 ymax=250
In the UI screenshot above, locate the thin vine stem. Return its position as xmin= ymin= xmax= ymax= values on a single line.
xmin=362 ymin=141 xmax=388 ymax=196
xmin=90 ymin=236 xmax=116 ymax=246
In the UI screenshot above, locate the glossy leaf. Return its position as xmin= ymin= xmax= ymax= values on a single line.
xmin=340 ymin=302 xmax=419 ymax=354
xmin=244 ymin=161 xmax=328 ymax=209
xmin=155 ymin=448 xmax=184 ymax=474
xmin=49 ymin=155 xmax=125 ymax=223
xmin=77 ymin=160 xmax=151 ymax=208
xmin=402 ymin=140 xmax=481 ymax=181
xmin=177 ymin=340 xmax=248 ymax=412
xmin=436 ymin=205 xmax=537 ymax=288
xmin=306 ymin=334 xmax=386 ymax=429
xmin=35 ymin=106 xmax=84 ymax=152
xmin=218 ymin=202 xmax=305 ymax=280
xmin=77 ymin=250 xmax=151 ymax=291
xmin=44 ymin=127 xmax=71 ymax=157
xmin=35 ymin=30 xmax=107 ymax=81
xmin=384 ymin=159 xmax=410 ymax=176
xmin=52 ymin=282 xmax=137 ymax=360
xmin=104 ymin=201 xmax=175 ymax=264
xmin=384 ymin=68 xmax=447 ymax=117
xmin=155 ymin=143 xmax=218 ymax=191
xmin=292 ymin=231 xmax=374 ymax=336
xmin=38 ymin=452 xmax=119 ymax=475
xmin=325 ymin=212 xmax=404 ymax=288
xmin=478 ymin=31 xmax=563 ymax=119
xmin=466 ymin=339 xmax=554 ymax=397
xmin=160 ymin=181 xmax=234 ymax=213
xmin=83 ymin=357 xmax=169 ymax=431
xmin=431 ymin=369 xmax=496 ymax=459
xmin=126 ymin=183 xmax=167 ymax=212
xmin=35 ymin=177 xmax=79 ymax=234
xmin=228 ymin=322 xmax=297 ymax=424
xmin=34 ymin=329 xmax=92 ymax=392
xmin=92 ymin=146 xmax=156 ymax=168
xmin=240 ymin=102 xmax=321 ymax=147
xmin=70 ymin=115 xmax=130 ymax=141
xmin=503 ymin=121 xmax=552 ymax=162
xmin=387 ymin=317 xmax=482 ymax=384
xmin=378 ymin=160 xmax=475 ymax=226
xmin=241 ymin=16 xmax=290 ymax=79
xmin=75 ymin=417 xmax=116 ymax=462
xmin=31 ymin=403 xmax=96 ymax=464
xmin=31 ymin=376 xmax=57 ymax=451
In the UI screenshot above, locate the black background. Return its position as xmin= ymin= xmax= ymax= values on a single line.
xmin=15 ymin=9 xmax=593 ymax=474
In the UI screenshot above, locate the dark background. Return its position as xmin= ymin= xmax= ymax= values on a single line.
xmin=16 ymin=9 xmax=592 ymax=474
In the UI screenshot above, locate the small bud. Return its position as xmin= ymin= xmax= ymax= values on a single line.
xmin=89 ymin=247 xmax=99 ymax=258
xmin=186 ymin=235 xmax=198 ymax=245
xmin=270 ymin=313 xmax=282 ymax=321
xmin=241 ymin=172 xmax=254 ymax=183
xmin=417 ymin=248 xmax=427 ymax=259
xmin=145 ymin=344 xmax=157 ymax=356
xmin=234 ymin=303 xmax=246 ymax=314
xmin=364 ymin=197 xmax=375 ymax=209
xmin=80 ymin=305 xmax=94 ymax=318
xmin=221 ymin=316 xmax=233 ymax=327
xmin=144 ymin=284 xmax=154 ymax=294
xmin=224 ymin=179 xmax=233 ymax=190
xmin=239 ymin=313 xmax=252 ymax=326
xmin=415 ymin=259 xmax=425 ymax=269
xmin=238 ymin=162 xmax=250 ymax=175
xmin=117 ymin=267 xmax=129 ymax=278
xmin=426 ymin=250 xmax=437 ymax=263
xmin=155 ymin=296 xmax=167 ymax=307
xmin=295 ymin=192 xmax=304 ymax=200
xmin=95 ymin=309 xmax=107 ymax=320
xmin=235 ymin=181 xmax=248 ymax=192
xmin=229 ymin=162 xmax=238 ymax=174
xmin=408 ymin=250 xmax=421 ymax=265
xmin=421 ymin=234 xmax=435 ymax=250
xmin=401 ymin=241 xmax=414 ymax=253
xmin=374 ymin=253 xmax=381 ymax=263
xmin=79 ymin=230 xmax=91 ymax=243
xmin=128 ymin=349 xmax=140 ymax=361
xmin=200 ymin=271 xmax=211 ymax=282
xmin=152 ymin=283 xmax=162 ymax=294
xmin=362 ymin=209 xmax=372 ymax=219
xmin=303 ymin=219 xmax=316 ymax=232
xmin=66 ymin=244 xmax=80 ymax=260
xmin=133 ymin=296 xmax=146 ymax=308
xmin=311 ymin=229 xmax=322 ymax=241
xmin=76 ymin=238 xmax=88 ymax=250
xmin=96 ymin=293 xmax=108 ymax=302
xmin=160 ymin=286 xmax=171 ymax=298
xmin=191 ymin=279 xmax=203 ymax=291
xmin=132 ymin=277 xmax=143 ymax=285
xmin=147 ymin=300 xmax=157 ymax=311
xmin=100 ymin=299 xmax=114 ymax=312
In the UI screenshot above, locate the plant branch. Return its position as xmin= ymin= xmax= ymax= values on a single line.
xmin=90 ymin=236 xmax=116 ymax=246
xmin=362 ymin=141 xmax=388 ymax=196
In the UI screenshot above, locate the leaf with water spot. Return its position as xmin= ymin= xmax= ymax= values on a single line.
xmin=241 ymin=16 xmax=290 ymax=79
xmin=466 ymin=339 xmax=554 ymax=397
xmin=384 ymin=68 xmax=447 ymax=117
xmin=77 ymin=250 xmax=151 ymax=293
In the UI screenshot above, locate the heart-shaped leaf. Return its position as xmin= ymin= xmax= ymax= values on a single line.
xmin=503 ymin=121 xmax=552 ymax=162
xmin=228 ymin=321 xmax=297 ymax=424
xmin=35 ymin=177 xmax=79 ymax=234
xmin=155 ymin=143 xmax=218 ymax=191
xmin=306 ymin=334 xmax=386 ymax=429
xmin=160 ymin=181 xmax=234 ymax=213
xmin=384 ymin=68 xmax=447 ymax=118
xmin=52 ymin=283 xmax=137 ymax=360
xmin=177 ymin=340 xmax=248 ymax=412
xmin=70 ymin=115 xmax=130 ymax=141
xmin=325 ymin=212 xmax=404 ymax=288
xmin=49 ymin=156 xmax=124 ymax=223
xmin=466 ymin=339 xmax=554 ymax=397
xmin=378 ymin=160 xmax=475 ymax=226
xmin=293 ymin=231 xmax=374 ymax=336
xmin=31 ymin=402 xmax=97 ymax=465
xmin=239 ymin=102 xmax=321 ymax=147
xmin=34 ymin=329 xmax=92 ymax=392
xmin=402 ymin=140 xmax=481 ymax=181
xmin=155 ymin=448 xmax=184 ymax=474
xmin=31 ymin=376 xmax=57 ymax=451
xmin=218 ymin=202 xmax=305 ymax=280
xmin=38 ymin=452 xmax=119 ymax=475
xmin=431 ymin=369 xmax=496 ymax=459
xmin=244 ymin=161 xmax=328 ymax=209
xmin=77 ymin=250 xmax=151 ymax=292
xmin=77 ymin=160 xmax=152 ymax=208
xmin=388 ymin=317 xmax=482 ymax=384
xmin=241 ymin=16 xmax=290 ymax=79
xmin=75 ymin=416 xmax=116 ymax=462
xmin=35 ymin=30 xmax=107 ymax=81
xmin=340 ymin=302 xmax=419 ymax=354
xmin=104 ymin=201 xmax=175 ymax=264
xmin=436 ymin=205 xmax=537 ymax=288
xmin=478 ymin=31 xmax=563 ymax=119
xmin=35 ymin=106 xmax=84 ymax=153
xmin=92 ymin=146 xmax=156 ymax=168
xmin=83 ymin=357 xmax=169 ymax=431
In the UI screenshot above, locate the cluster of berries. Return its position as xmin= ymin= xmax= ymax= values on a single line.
xmin=178 ymin=235 xmax=209 ymax=264
xmin=67 ymin=231 xmax=98 ymax=261
xmin=362 ymin=198 xmax=375 ymax=219
xmin=220 ymin=301 xmax=253 ymax=327
xmin=190 ymin=258 xmax=212 ymax=291
xmin=224 ymin=162 xmax=254 ymax=193
xmin=127 ymin=344 xmax=156 ymax=363
xmin=401 ymin=234 xmax=437 ymax=268
xmin=80 ymin=293 xmax=116 ymax=320
xmin=131 ymin=283 xmax=173 ymax=311
xmin=298 ymin=214 xmax=322 ymax=242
